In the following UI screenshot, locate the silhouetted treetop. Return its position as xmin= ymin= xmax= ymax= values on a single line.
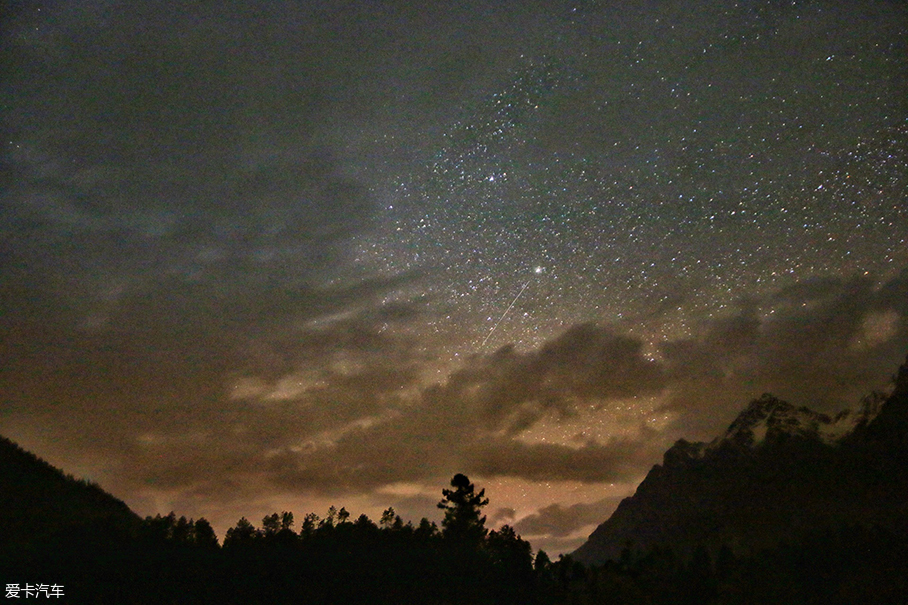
xmin=438 ymin=473 xmax=490 ymax=544
xmin=222 ymin=516 xmax=257 ymax=548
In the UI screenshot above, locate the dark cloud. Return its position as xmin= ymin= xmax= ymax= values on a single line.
xmin=242 ymin=325 xmax=666 ymax=491
xmin=0 ymin=273 xmax=428 ymax=507
xmin=4 ymin=260 xmax=904 ymax=511
xmin=514 ymin=498 xmax=625 ymax=539
xmin=439 ymin=324 xmax=665 ymax=435
xmin=19 ymin=271 xmax=905 ymax=504
xmin=469 ymin=437 xmax=657 ymax=484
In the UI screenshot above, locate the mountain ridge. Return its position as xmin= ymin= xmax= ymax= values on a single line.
xmin=572 ymin=355 xmax=908 ymax=566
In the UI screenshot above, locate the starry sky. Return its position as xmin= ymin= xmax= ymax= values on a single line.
xmin=2 ymin=0 xmax=907 ymax=555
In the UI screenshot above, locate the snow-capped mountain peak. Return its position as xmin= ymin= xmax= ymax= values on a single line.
xmin=715 ymin=392 xmax=884 ymax=448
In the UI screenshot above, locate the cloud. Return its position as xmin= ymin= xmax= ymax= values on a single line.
xmin=1 ymin=0 xmax=434 ymax=482
xmin=26 ymin=270 xmax=904 ymax=506
xmin=438 ymin=323 xmax=666 ymax=435
xmin=490 ymin=507 xmax=517 ymax=525
xmin=0 ymin=273 xmax=429 ymax=509
xmin=5 ymin=268 xmax=905 ymax=511
xmin=233 ymin=325 xmax=667 ymax=492
xmin=469 ymin=437 xmax=657 ymax=484
xmin=514 ymin=498 xmax=625 ymax=539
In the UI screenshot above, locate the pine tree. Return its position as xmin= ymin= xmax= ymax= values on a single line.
xmin=437 ymin=473 xmax=489 ymax=545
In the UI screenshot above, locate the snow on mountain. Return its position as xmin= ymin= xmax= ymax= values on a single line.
xmin=713 ymin=392 xmax=885 ymax=448
xmin=662 ymin=392 xmax=887 ymax=468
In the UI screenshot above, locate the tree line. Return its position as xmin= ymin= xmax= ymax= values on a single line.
xmin=6 ymin=466 xmax=907 ymax=603
xmin=6 ymin=473 xmax=551 ymax=604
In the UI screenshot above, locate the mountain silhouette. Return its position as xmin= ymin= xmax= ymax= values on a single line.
xmin=572 ymin=355 xmax=908 ymax=566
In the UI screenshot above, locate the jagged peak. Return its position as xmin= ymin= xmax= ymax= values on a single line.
xmin=726 ymin=394 xmax=797 ymax=432
xmin=662 ymin=386 xmax=894 ymax=464
xmin=662 ymin=438 xmax=707 ymax=467
xmin=715 ymin=391 xmax=886 ymax=449
xmin=719 ymin=394 xmax=809 ymax=446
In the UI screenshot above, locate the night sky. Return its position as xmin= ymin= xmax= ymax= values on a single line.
xmin=2 ymin=0 xmax=907 ymax=555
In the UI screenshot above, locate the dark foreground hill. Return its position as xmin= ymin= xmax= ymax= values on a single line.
xmin=0 ymin=435 xmax=142 ymax=560
xmin=572 ymin=356 xmax=908 ymax=568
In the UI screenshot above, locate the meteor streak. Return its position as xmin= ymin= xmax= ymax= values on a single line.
xmin=479 ymin=279 xmax=531 ymax=349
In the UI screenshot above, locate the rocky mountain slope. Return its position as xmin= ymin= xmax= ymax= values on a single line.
xmin=572 ymin=356 xmax=908 ymax=566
